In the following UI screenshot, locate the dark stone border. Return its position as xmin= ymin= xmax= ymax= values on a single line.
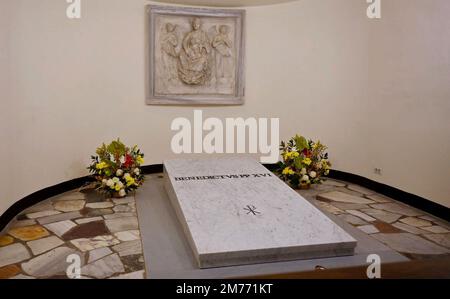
xmin=0 ymin=163 xmax=448 ymax=231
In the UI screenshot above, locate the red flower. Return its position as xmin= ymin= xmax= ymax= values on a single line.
xmin=123 ymin=154 xmax=134 ymax=168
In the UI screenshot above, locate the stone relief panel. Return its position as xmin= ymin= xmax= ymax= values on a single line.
xmin=148 ymin=6 xmax=245 ymax=105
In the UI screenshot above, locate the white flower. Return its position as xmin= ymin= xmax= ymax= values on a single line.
xmin=116 ymin=181 xmax=124 ymax=189
xmin=102 ymin=179 xmax=107 ymax=185
xmin=106 ymin=179 xmax=114 ymax=187
xmin=301 ymin=175 xmax=309 ymax=182
xmin=134 ymin=168 xmax=140 ymax=175
xmin=310 ymin=171 xmax=317 ymax=178
xmin=118 ymin=189 xmax=126 ymax=197
xmin=119 ymin=156 xmax=125 ymax=164
xmin=300 ymin=168 xmax=307 ymax=175
xmin=124 ymin=173 xmax=131 ymax=179
xmin=116 ymin=169 xmax=124 ymax=176
xmin=112 ymin=177 xmax=120 ymax=183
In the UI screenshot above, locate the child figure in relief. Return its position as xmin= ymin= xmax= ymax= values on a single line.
xmin=212 ymin=25 xmax=233 ymax=82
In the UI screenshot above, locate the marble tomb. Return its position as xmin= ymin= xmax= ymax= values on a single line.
xmin=163 ymin=158 xmax=357 ymax=268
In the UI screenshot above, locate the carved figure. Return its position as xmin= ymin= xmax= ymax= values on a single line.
xmin=161 ymin=23 xmax=179 ymax=81
xmin=212 ymin=25 xmax=233 ymax=80
xmin=178 ymin=18 xmax=211 ymax=85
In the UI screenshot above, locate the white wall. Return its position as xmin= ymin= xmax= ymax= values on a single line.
xmin=0 ymin=0 xmax=449 ymax=216
xmin=366 ymin=0 xmax=450 ymax=207
xmin=0 ymin=0 xmax=13 ymax=212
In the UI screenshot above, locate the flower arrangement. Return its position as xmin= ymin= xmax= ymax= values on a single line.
xmin=276 ymin=134 xmax=331 ymax=189
xmin=88 ymin=139 xmax=145 ymax=198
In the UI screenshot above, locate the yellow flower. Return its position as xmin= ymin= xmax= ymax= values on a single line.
xmin=303 ymin=158 xmax=312 ymax=166
xmin=136 ymin=155 xmax=144 ymax=165
xmin=115 ymin=184 xmax=121 ymax=191
xmin=126 ymin=177 xmax=136 ymax=187
xmin=96 ymin=162 xmax=107 ymax=170
xmin=283 ymin=151 xmax=299 ymax=161
xmin=282 ymin=167 xmax=295 ymax=175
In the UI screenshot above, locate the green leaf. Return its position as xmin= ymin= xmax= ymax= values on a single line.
xmin=294 ymin=134 xmax=308 ymax=152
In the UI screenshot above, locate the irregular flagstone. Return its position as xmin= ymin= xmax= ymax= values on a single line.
xmin=113 ymin=205 xmax=135 ymax=213
xmin=54 ymin=192 xmax=86 ymax=201
xmin=8 ymin=225 xmax=50 ymax=241
xmin=22 ymin=246 xmax=85 ymax=277
xmin=27 ymin=236 xmax=65 ymax=255
xmin=70 ymin=235 xmax=120 ymax=252
xmin=0 ymin=235 xmax=14 ymax=247
xmin=357 ymin=225 xmax=379 ymax=234
xmin=347 ymin=184 xmax=375 ymax=195
xmin=372 ymin=233 xmax=449 ymax=255
xmin=53 ymin=200 xmax=85 ymax=212
xmin=122 ymin=254 xmax=145 ymax=272
xmin=114 ymin=230 xmax=140 ymax=242
xmin=112 ymin=197 xmax=135 ymax=205
xmin=422 ymin=226 xmax=450 ymax=234
xmin=419 ymin=215 xmax=438 ymax=222
xmin=315 ymin=201 xmax=343 ymax=215
xmin=23 ymin=201 xmax=54 ymax=214
xmin=360 ymin=208 xmax=402 ymax=223
xmin=400 ymin=217 xmax=433 ymax=227
xmin=335 ymin=187 xmax=368 ymax=197
xmin=0 ymin=243 xmax=31 ymax=268
xmin=321 ymin=179 xmax=346 ymax=187
xmin=44 ymin=220 xmax=77 ymax=237
xmin=75 ymin=217 xmax=103 ymax=225
xmin=9 ymin=274 xmax=36 ymax=279
xmin=317 ymin=191 xmax=374 ymax=204
xmin=62 ymin=221 xmax=109 ymax=241
xmin=103 ymin=212 xmax=136 ymax=220
xmin=330 ymin=203 xmax=370 ymax=211
xmin=81 ymin=253 xmax=124 ymax=279
xmin=110 ymin=270 xmax=145 ymax=279
xmin=86 ymin=202 xmax=114 ymax=209
xmin=372 ymin=221 xmax=403 ymax=234
xmin=88 ymin=247 xmax=113 ymax=264
xmin=337 ymin=214 xmax=368 ymax=226
xmin=392 ymin=222 xmax=429 ymax=235
xmin=105 ymin=217 xmax=139 ymax=233
xmin=366 ymin=194 xmax=392 ymax=203
xmin=0 ymin=264 xmax=21 ymax=279
xmin=370 ymin=203 xmax=423 ymax=217
xmin=422 ymin=234 xmax=450 ymax=248
xmin=37 ymin=211 xmax=82 ymax=225
xmin=347 ymin=210 xmax=376 ymax=222
xmin=112 ymin=240 xmax=142 ymax=257
xmin=419 ymin=217 xmax=450 ymax=230
xmin=26 ymin=210 xmax=61 ymax=219
xmin=10 ymin=219 xmax=37 ymax=228
xmin=84 ymin=208 xmax=114 ymax=217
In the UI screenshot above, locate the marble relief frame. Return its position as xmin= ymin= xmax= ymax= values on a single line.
xmin=147 ymin=5 xmax=245 ymax=105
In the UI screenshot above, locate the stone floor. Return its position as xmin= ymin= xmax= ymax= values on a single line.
xmin=0 ymin=185 xmax=145 ymax=279
xmin=0 ymin=176 xmax=449 ymax=279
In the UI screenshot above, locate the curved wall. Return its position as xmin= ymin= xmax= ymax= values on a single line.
xmin=0 ymin=0 xmax=449 ymax=216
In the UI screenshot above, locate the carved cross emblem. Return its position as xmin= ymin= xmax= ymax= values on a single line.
xmin=244 ymin=205 xmax=260 ymax=215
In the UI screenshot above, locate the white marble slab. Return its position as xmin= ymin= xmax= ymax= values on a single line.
xmin=164 ymin=158 xmax=357 ymax=268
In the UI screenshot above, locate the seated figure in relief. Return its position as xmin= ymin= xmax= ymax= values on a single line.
xmin=178 ymin=17 xmax=211 ymax=85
